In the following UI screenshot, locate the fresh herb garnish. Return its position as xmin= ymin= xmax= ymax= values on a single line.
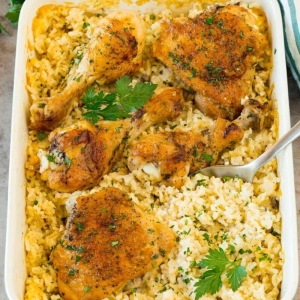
xmin=68 ymin=268 xmax=75 ymax=276
xmin=84 ymin=286 xmax=91 ymax=293
xmin=38 ymin=102 xmax=46 ymax=108
xmin=82 ymin=22 xmax=90 ymax=29
xmin=205 ymin=15 xmax=214 ymax=25
xmin=65 ymin=156 xmax=72 ymax=167
xmin=5 ymin=3 xmax=22 ymax=24
xmin=82 ymin=76 xmax=157 ymax=123
xmin=194 ymin=248 xmax=247 ymax=299
xmin=0 ymin=0 xmax=26 ymax=34
xmin=77 ymin=222 xmax=84 ymax=232
xmin=196 ymin=179 xmax=208 ymax=187
xmin=75 ymin=255 xmax=82 ymax=263
xmin=46 ymin=154 xmax=55 ymax=163
xmin=201 ymin=153 xmax=214 ymax=162
xmin=37 ymin=131 xmax=48 ymax=141
xmin=187 ymin=67 xmax=197 ymax=78
xmin=111 ymin=240 xmax=119 ymax=247
xmin=150 ymin=14 xmax=156 ymax=20
xmin=168 ymin=52 xmax=180 ymax=64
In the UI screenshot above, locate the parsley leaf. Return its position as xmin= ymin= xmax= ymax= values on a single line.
xmin=226 ymin=265 xmax=247 ymax=291
xmin=0 ymin=0 xmax=25 ymax=35
xmin=199 ymin=248 xmax=230 ymax=270
xmin=194 ymin=248 xmax=247 ymax=298
xmin=5 ymin=3 xmax=23 ymax=25
xmin=194 ymin=268 xmax=222 ymax=298
xmin=82 ymin=76 xmax=157 ymax=123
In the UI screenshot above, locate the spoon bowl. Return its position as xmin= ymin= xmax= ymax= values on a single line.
xmin=200 ymin=120 xmax=300 ymax=182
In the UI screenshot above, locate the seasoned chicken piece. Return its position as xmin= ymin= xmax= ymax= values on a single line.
xmin=129 ymin=87 xmax=184 ymax=143
xmin=51 ymin=187 xmax=175 ymax=300
xmin=44 ymin=119 xmax=131 ymax=193
xmin=128 ymin=100 xmax=268 ymax=188
xmin=30 ymin=11 xmax=145 ymax=130
xmin=40 ymin=87 xmax=184 ymax=192
xmin=128 ymin=118 xmax=244 ymax=188
xmin=153 ymin=4 xmax=267 ymax=120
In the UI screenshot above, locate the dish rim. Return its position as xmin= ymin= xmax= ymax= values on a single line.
xmin=5 ymin=0 xmax=299 ymax=299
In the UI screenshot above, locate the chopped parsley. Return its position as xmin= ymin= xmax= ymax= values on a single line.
xmin=77 ymin=222 xmax=84 ymax=232
xmin=111 ymin=240 xmax=119 ymax=247
xmin=205 ymin=15 xmax=214 ymax=25
xmin=65 ymin=156 xmax=72 ymax=167
xmin=82 ymin=22 xmax=90 ymax=29
xmin=37 ymin=131 xmax=48 ymax=141
xmin=84 ymin=286 xmax=91 ymax=293
xmin=46 ymin=154 xmax=55 ymax=163
xmin=201 ymin=153 xmax=214 ymax=162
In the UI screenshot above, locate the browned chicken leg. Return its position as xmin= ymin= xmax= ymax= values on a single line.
xmin=128 ymin=100 xmax=268 ymax=188
xmin=153 ymin=4 xmax=267 ymax=120
xmin=45 ymin=119 xmax=131 ymax=193
xmin=40 ymin=87 xmax=184 ymax=192
xmin=51 ymin=187 xmax=175 ymax=300
xmin=30 ymin=11 xmax=146 ymax=130
xmin=128 ymin=118 xmax=244 ymax=188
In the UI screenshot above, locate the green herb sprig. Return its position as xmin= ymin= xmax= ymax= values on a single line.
xmin=194 ymin=247 xmax=247 ymax=299
xmin=1 ymin=0 xmax=25 ymax=35
xmin=5 ymin=0 xmax=24 ymax=25
xmin=82 ymin=76 xmax=157 ymax=123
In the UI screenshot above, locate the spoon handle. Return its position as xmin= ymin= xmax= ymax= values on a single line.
xmin=252 ymin=120 xmax=300 ymax=170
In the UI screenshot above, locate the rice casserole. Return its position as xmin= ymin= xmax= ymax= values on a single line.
xmin=24 ymin=0 xmax=283 ymax=299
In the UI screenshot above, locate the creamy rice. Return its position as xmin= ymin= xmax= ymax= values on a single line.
xmin=24 ymin=1 xmax=282 ymax=299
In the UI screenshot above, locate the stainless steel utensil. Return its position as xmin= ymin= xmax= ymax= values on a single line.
xmin=200 ymin=120 xmax=300 ymax=182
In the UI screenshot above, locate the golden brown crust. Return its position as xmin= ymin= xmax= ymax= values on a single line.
xmin=128 ymin=118 xmax=244 ymax=188
xmin=153 ymin=5 xmax=267 ymax=120
xmin=51 ymin=187 xmax=176 ymax=299
xmin=46 ymin=120 xmax=131 ymax=192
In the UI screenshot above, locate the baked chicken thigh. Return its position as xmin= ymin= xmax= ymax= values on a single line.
xmin=153 ymin=4 xmax=267 ymax=120
xmin=51 ymin=187 xmax=175 ymax=300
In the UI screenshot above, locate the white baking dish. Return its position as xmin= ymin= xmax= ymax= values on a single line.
xmin=5 ymin=0 xmax=298 ymax=299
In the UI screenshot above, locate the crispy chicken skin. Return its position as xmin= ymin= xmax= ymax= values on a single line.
xmin=128 ymin=100 xmax=268 ymax=188
xmin=128 ymin=118 xmax=244 ymax=188
xmin=153 ymin=5 xmax=267 ymax=120
xmin=51 ymin=187 xmax=175 ymax=300
xmin=46 ymin=119 xmax=131 ymax=193
xmin=42 ymin=87 xmax=184 ymax=192
xmin=30 ymin=11 xmax=145 ymax=131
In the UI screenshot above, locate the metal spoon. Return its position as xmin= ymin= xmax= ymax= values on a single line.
xmin=200 ymin=120 xmax=300 ymax=182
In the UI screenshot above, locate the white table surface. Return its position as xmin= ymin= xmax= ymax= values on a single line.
xmin=0 ymin=0 xmax=299 ymax=298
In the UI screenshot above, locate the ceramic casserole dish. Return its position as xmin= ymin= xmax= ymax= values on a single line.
xmin=5 ymin=0 xmax=298 ymax=299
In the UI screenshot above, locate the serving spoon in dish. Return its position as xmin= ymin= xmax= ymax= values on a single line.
xmin=200 ymin=120 xmax=300 ymax=182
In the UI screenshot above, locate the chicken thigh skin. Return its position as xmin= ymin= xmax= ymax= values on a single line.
xmin=153 ymin=4 xmax=267 ymax=120
xmin=51 ymin=187 xmax=176 ymax=300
